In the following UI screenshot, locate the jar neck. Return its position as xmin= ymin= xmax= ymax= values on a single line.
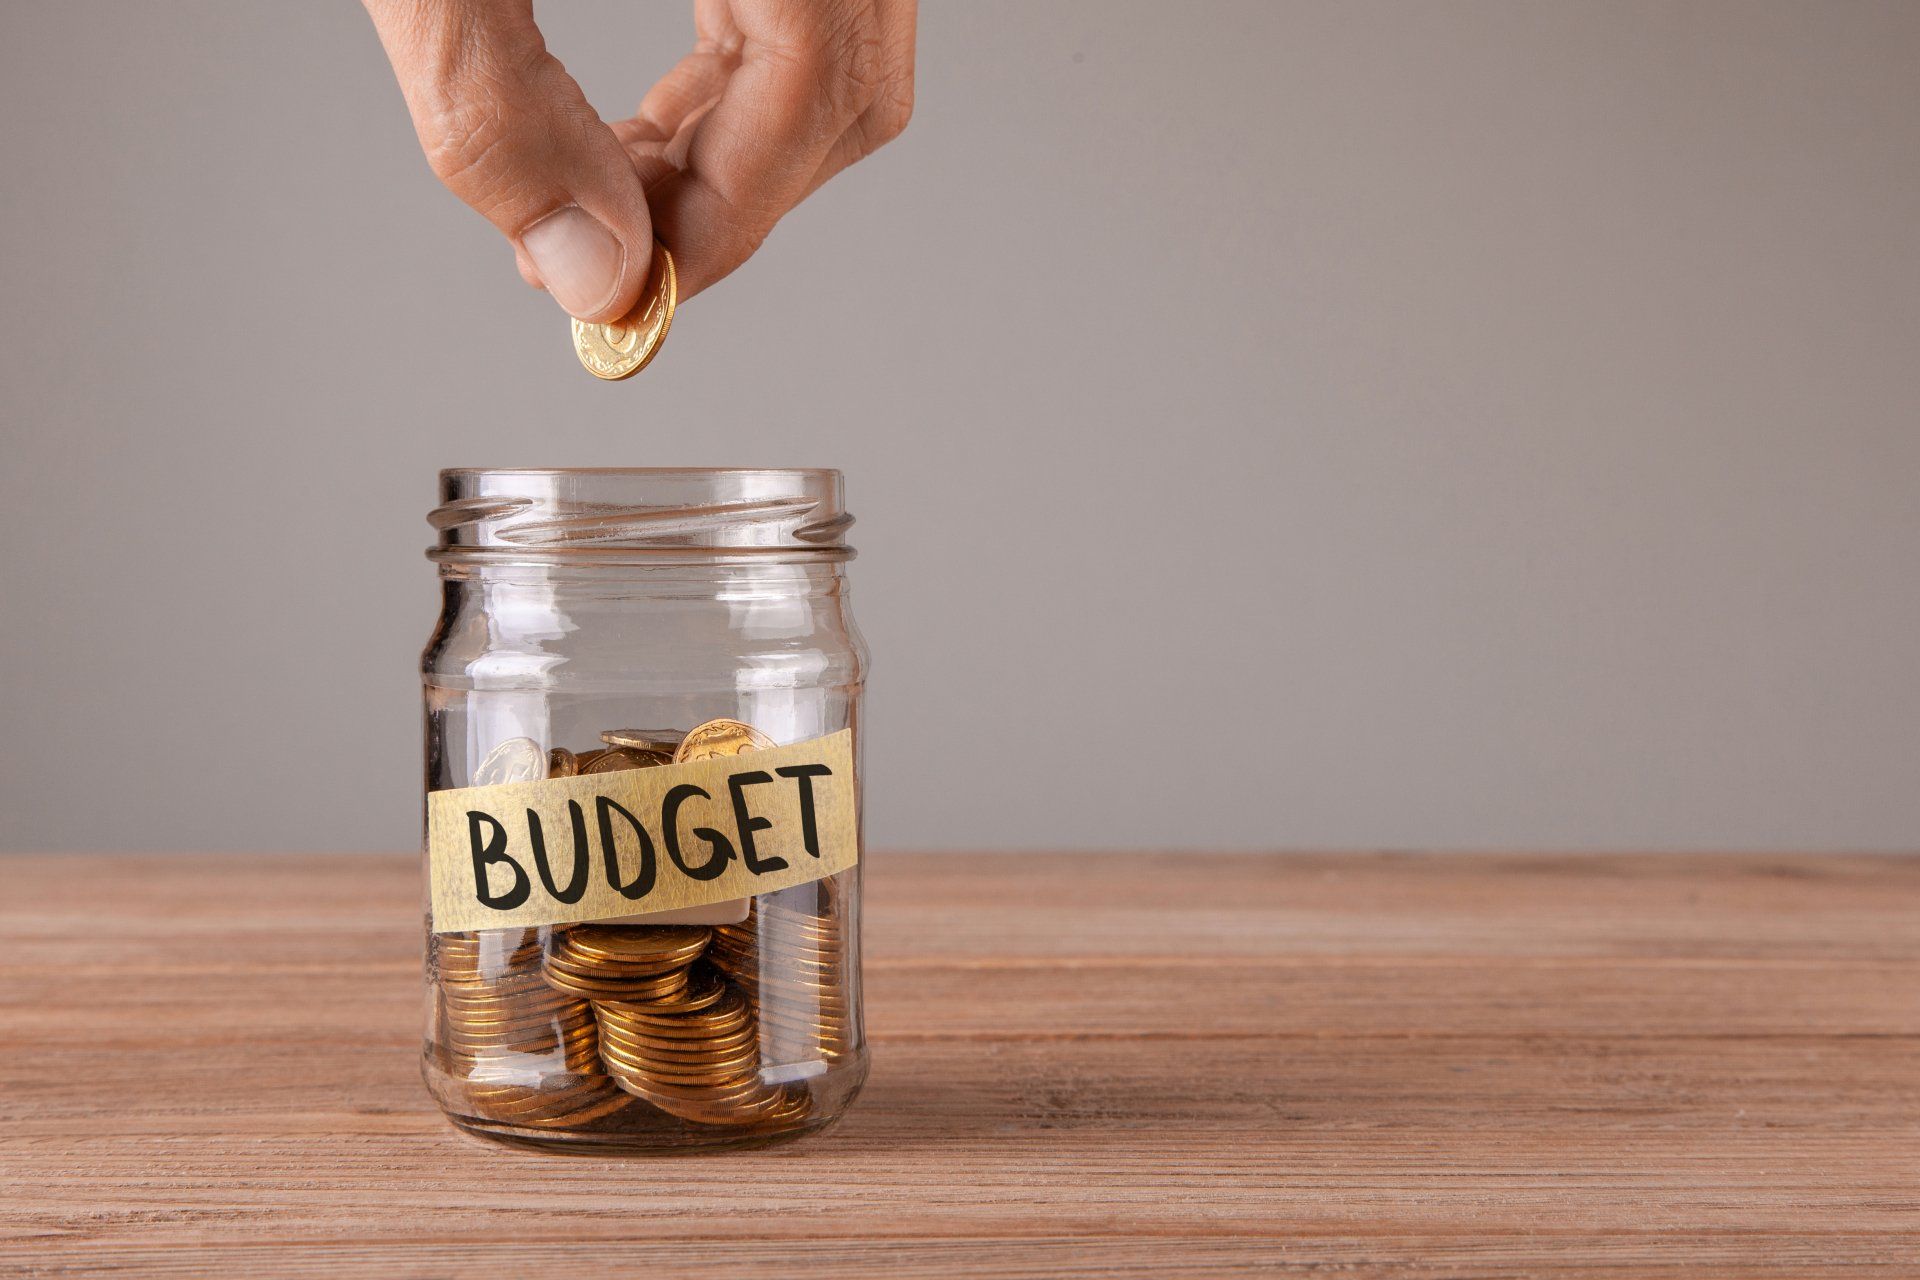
xmin=436 ymin=558 xmax=851 ymax=595
xmin=425 ymin=559 xmax=861 ymax=687
xmin=428 ymin=468 xmax=854 ymax=569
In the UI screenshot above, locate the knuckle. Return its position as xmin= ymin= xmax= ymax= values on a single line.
xmin=408 ymin=26 xmax=560 ymax=213
xmin=785 ymin=8 xmax=886 ymax=122
xmin=734 ymin=221 xmax=773 ymax=262
xmin=867 ymin=74 xmax=913 ymax=145
xmin=420 ymin=93 xmax=518 ymax=199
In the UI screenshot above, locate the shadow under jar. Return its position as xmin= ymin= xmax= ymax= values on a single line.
xmin=420 ymin=468 xmax=869 ymax=1153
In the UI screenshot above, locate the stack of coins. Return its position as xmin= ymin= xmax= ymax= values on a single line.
xmin=432 ymin=930 xmax=634 ymax=1128
xmin=542 ymin=925 xmax=708 ymax=1002
xmin=711 ymin=885 xmax=855 ymax=1063
xmin=540 ymin=922 xmax=810 ymax=1127
xmin=594 ymin=967 xmax=809 ymax=1127
xmin=435 ymin=927 xmax=542 ymax=982
xmin=455 ymin=1074 xmax=635 ymax=1129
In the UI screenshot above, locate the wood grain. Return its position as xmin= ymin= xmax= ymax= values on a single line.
xmin=2 ymin=852 xmax=1916 ymax=1277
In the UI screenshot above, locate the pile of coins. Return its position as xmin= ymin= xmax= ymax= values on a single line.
xmin=712 ymin=879 xmax=855 ymax=1064
xmin=596 ymin=966 xmax=810 ymax=1127
xmin=543 ymin=924 xmax=709 ymax=1002
xmin=434 ymin=718 xmax=850 ymax=1134
xmin=432 ymin=929 xmax=634 ymax=1128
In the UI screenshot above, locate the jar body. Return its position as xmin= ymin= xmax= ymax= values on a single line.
xmin=420 ymin=469 xmax=867 ymax=1153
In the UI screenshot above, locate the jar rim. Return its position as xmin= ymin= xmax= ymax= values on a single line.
xmin=429 ymin=466 xmax=853 ymax=564
xmin=438 ymin=466 xmax=842 ymax=480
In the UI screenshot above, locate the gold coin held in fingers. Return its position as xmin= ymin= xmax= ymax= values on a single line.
xmin=571 ymin=244 xmax=676 ymax=381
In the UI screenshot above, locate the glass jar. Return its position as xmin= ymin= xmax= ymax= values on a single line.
xmin=419 ymin=468 xmax=868 ymax=1152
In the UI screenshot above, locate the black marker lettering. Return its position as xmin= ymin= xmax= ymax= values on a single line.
xmin=466 ymin=810 xmax=530 ymax=910
xmin=596 ymin=795 xmax=656 ymax=900
xmin=526 ymin=801 xmax=591 ymax=904
xmin=775 ymin=763 xmax=834 ymax=857
xmin=663 ymin=784 xmax=735 ymax=880
xmin=727 ymin=770 xmax=784 ymax=874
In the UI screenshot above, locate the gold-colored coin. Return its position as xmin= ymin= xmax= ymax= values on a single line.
xmin=451 ymin=1043 xmax=599 ymax=1068
xmin=442 ymin=1017 xmax=587 ymax=1044
xmin=597 ymin=967 xmax=730 ymax=1016
xmin=439 ymin=985 xmax=564 ymax=1012
xmin=601 ymin=728 xmax=685 ymax=753
xmin=596 ymin=1001 xmax=751 ymax=1039
xmin=721 ymin=917 xmax=838 ymax=943
xmin=713 ymin=928 xmax=839 ymax=956
xmin=582 ymin=746 xmax=669 ymax=774
xmin=626 ymin=1079 xmax=782 ymax=1114
xmin=598 ymin=1038 xmax=760 ymax=1076
xmin=596 ymin=991 xmax=745 ymax=1025
xmin=673 ymin=718 xmax=777 ymax=763
xmin=547 ymin=952 xmax=704 ymax=986
xmin=436 ymin=961 xmax=613 ymax=1106
xmin=464 ymin=1077 xmax=631 ymax=1125
xmin=446 ymin=1006 xmax=593 ymax=1032
xmin=438 ymin=968 xmax=571 ymax=995
xmin=448 ymin=1035 xmax=598 ymax=1062
xmin=599 ymin=1021 xmax=759 ymax=1055
xmin=541 ymin=963 xmax=691 ymax=1002
xmin=450 ymin=1046 xmax=601 ymax=1077
xmin=717 ymin=953 xmax=841 ymax=980
xmin=436 ymin=931 xmax=541 ymax=959
xmin=561 ymin=925 xmax=711 ymax=966
xmin=604 ymin=1039 xmax=761 ymax=1072
xmin=542 ymin=953 xmax=694 ymax=988
xmin=571 ymin=244 xmax=676 ymax=381
xmin=441 ymin=1003 xmax=578 ymax=1030
xmin=610 ymin=1010 xmax=752 ymax=1043
xmin=547 ymin=747 xmax=579 ymax=778
xmin=443 ymin=1002 xmax=589 ymax=1030
xmin=726 ymin=972 xmax=846 ymax=999
xmin=434 ymin=932 xmax=543 ymax=980
xmin=525 ymin=1091 xmax=637 ymax=1128
xmin=720 ymin=952 xmax=831 ymax=972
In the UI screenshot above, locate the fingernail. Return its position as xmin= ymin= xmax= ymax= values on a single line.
xmin=521 ymin=207 xmax=624 ymax=318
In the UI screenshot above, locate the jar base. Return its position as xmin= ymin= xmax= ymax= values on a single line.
xmin=424 ymin=1049 xmax=868 ymax=1156
xmin=446 ymin=1109 xmax=844 ymax=1155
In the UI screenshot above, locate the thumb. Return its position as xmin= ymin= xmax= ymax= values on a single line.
xmin=365 ymin=0 xmax=653 ymax=322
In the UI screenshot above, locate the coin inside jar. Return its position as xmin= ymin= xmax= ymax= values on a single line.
xmin=673 ymin=718 xmax=778 ymax=763
xmin=560 ymin=925 xmax=711 ymax=967
xmin=582 ymin=746 xmax=670 ymax=774
xmin=473 ymin=737 xmax=547 ymax=786
xmin=600 ymin=728 xmax=686 ymax=753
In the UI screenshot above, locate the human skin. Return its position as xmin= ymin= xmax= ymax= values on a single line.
xmin=363 ymin=0 xmax=916 ymax=320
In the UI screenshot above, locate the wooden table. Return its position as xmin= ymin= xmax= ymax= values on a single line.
xmin=3 ymin=853 xmax=1916 ymax=1277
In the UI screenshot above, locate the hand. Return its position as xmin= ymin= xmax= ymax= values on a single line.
xmin=363 ymin=0 xmax=916 ymax=321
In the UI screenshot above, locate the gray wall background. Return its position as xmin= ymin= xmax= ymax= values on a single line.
xmin=2 ymin=2 xmax=1916 ymax=853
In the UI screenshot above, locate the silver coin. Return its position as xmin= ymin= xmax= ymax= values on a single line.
xmin=474 ymin=737 xmax=547 ymax=787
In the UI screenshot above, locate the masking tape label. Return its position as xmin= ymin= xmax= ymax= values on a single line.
xmin=426 ymin=730 xmax=857 ymax=933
